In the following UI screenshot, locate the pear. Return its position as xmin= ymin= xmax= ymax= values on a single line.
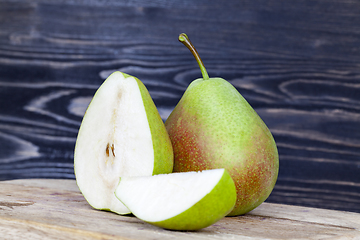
xmin=165 ymin=34 xmax=279 ymax=216
xmin=115 ymin=168 xmax=236 ymax=230
xmin=74 ymin=71 xmax=173 ymax=215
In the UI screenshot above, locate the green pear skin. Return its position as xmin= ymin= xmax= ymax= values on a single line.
xmin=165 ymin=78 xmax=279 ymax=216
xmin=130 ymin=73 xmax=174 ymax=175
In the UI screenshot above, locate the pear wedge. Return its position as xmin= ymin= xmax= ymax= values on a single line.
xmin=115 ymin=169 xmax=236 ymax=230
xmin=74 ymin=71 xmax=173 ymax=215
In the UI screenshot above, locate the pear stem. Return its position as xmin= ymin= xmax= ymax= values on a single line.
xmin=179 ymin=33 xmax=209 ymax=80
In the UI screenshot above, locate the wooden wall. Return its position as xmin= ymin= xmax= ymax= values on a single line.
xmin=0 ymin=0 xmax=359 ymax=213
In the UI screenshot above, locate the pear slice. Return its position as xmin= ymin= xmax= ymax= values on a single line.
xmin=115 ymin=169 xmax=236 ymax=230
xmin=74 ymin=71 xmax=173 ymax=215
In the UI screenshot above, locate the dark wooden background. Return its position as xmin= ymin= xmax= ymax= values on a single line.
xmin=0 ymin=0 xmax=359 ymax=213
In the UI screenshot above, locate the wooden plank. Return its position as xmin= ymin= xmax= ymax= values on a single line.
xmin=1 ymin=179 xmax=359 ymax=239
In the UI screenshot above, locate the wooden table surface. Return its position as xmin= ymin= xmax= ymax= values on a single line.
xmin=0 ymin=0 xmax=360 ymax=215
xmin=1 ymin=179 xmax=360 ymax=240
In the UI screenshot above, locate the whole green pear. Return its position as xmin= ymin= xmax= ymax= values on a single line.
xmin=165 ymin=34 xmax=279 ymax=216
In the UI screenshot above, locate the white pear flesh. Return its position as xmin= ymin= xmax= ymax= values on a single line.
xmin=115 ymin=169 xmax=236 ymax=230
xmin=74 ymin=71 xmax=173 ymax=215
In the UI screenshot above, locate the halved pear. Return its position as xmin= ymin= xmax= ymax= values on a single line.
xmin=74 ymin=71 xmax=174 ymax=215
xmin=115 ymin=169 xmax=236 ymax=230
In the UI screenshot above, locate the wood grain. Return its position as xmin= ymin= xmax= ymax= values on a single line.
xmin=0 ymin=0 xmax=359 ymax=213
xmin=1 ymin=179 xmax=360 ymax=240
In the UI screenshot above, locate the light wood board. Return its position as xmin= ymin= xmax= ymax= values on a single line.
xmin=1 ymin=179 xmax=359 ymax=239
